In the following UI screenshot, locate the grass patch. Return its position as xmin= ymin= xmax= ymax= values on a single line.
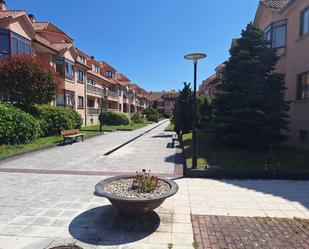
xmin=0 ymin=123 xmax=149 ymax=159
xmin=0 ymin=136 xmax=62 ymax=159
xmin=164 ymin=123 xmax=175 ymax=132
xmin=183 ymin=131 xmax=309 ymax=171
xmin=81 ymin=122 xmax=148 ymax=134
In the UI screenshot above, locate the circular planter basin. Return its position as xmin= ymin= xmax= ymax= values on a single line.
xmin=95 ymin=175 xmax=178 ymax=214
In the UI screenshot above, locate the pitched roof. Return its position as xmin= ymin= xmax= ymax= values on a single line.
xmin=148 ymin=92 xmax=164 ymax=102
xmin=0 ymin=10 xmax=26 ymax=19
xmin=33 ymin=33 xmax=58 ymax=52
xmin=33 ymin=22 xmax=73 ymax=41
xmin=260 ymin=0 xmax=292 ymax=9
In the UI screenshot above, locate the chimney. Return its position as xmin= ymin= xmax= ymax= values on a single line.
xmin=0 ymin=0 xmax=7 ymax=11
xmin=28 ymin=14 xmax=36 ymax=22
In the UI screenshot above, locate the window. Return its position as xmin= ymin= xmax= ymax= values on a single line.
xmin=55 ymin=57 xmax=75 ymax=80
xmin=65 ymin=91 xmax=75 ymax=107
xmin=264 ymin=19 xmax=287 ymax=49
xmin=55 ymin=56 xmax=65 ymax=77
xmin=92 ymin=64 xmax=99 ymax=73
xmin=105 ymin=71 xmax=114 ymax=78
xmin=12 ymin=38 xmax=18 ymax=54
xmin=87 ymin=99 xmax=94 ymax=108
xmin=0 ymin=29 xmax=9 ymax=58
xmin=78 ymin=70 xmax=84 ymax=83
xmin=11 ymin=32 xmax=31 ymax=55
xmin=297 ymin=72 xmax=309 ymax=100
xmin=77 ymin=55 xmax=86 ymax=64
xmin=300 ymin=130 xmax=308 ymax=143
xmin=78 ymin=96 xmax=84 ymax=108
xmin=87 ymin=78 xmax=94 ymax=85
xmin=300 ymin=8 xmax=309 ymax=37
xmin=65 ymin=60 xmax=75 ymax=81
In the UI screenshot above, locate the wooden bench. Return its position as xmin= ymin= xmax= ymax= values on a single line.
xmin=171 ymin=134 xmax=178 ymax=148
xmin=61 ymin=129 xmax=86 ymax=145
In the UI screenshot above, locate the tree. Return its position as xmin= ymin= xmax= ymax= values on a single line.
xmin=0 ymin=55 xmax=61 ymax=109
xmin=173 ymin=82 xmax=194 ymax=135
xmin=213 ymin=23 xmax=290 ymax=149
xmin=143 ymin=106 xmax=160 ymax=122
xmin=197 ymin=95 xmax=213 ymax=126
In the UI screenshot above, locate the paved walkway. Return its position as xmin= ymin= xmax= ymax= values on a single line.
xmin=0 ymin=121 xmax=308 ymax=248
xmin=192 ymin=215 xmax=309 ymax=249
xmin=0 ymin=120 xmax=177 ymax=176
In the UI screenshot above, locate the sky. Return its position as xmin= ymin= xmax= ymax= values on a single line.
xmin=10 ymin=0 xmax=259 ymax=92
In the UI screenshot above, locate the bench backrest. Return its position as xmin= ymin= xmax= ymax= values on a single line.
xmin=61 ymin=129 xmax=80 ymax=136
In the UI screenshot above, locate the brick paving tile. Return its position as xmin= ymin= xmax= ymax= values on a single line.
xmin=192 ymin=215 xmax=309 ymax=249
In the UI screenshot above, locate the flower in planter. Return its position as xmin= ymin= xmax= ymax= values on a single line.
xmin=132 ymin=169 xmax=159 ymax=193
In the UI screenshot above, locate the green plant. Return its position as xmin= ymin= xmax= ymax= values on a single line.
xmin=100 ymin=111 xmax=131 ymax=126
xmin=31 ymin=105 xmax=82 ymax=136
xmin=132 ymin=169 xmax=159 ymax=193
xmin=0 ymin=102 xmax=40 ymax=145
xmin=0 ymin=55 xmax=61 ymax=109
xmin=143 ymin=107 xmax=160 ymax=122
xmin=131 ymin=112 xmax=146 ymax=123
xmin=173 ymin=83 xmax=194 ymax=135
xmin=214 ymin=23 xmax=290 ymax=149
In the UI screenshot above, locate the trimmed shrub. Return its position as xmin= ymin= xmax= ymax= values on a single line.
xmin=0 ymin=102 xmax=40 ymax=145
xmin=143 ymin=107 xmax=160 ymax=123
xmin=100 ymin=111 xmax=131 ymax=126
xmin=31 ymin=105 xmax=83 ymax=136
xmin=147 ymin=113 xmax=159 ymax=123
xmin=131 ymin=112 xmax=146 ymax=124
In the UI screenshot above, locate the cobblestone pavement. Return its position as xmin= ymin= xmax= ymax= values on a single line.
xmin=0 ymin=175 xmax=309 ymax=248
xmin=192 ymin=215 xmax=309 ymax=249
xmin=0 ymin=120 xmax=176 ymax=175
xmin=0 ymin=121 xmax=309 ymax=248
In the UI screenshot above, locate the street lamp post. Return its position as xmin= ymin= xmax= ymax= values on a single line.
xmin=184 ymin=53 xmax=207 ymax=169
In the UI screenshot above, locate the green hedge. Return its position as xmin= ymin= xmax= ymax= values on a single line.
xmin=31 ymin=105 xmax=83 ymax=136
xmin=0 ymin=102 xmax=40 ymax=145
xmin=131 ymin=112 xmax=147 ymax=124
xmin=99 ymin=111 xmax=131 ymax=126
xmin=143 ymin=107 xmax=160 ymax=122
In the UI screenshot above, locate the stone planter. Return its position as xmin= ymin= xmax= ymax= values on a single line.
xmin=95 ymin=175 xmax=178 ymax=214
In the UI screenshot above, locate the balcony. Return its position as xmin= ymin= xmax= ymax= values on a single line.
xmin=87 ymin=84 xmax=104 ymax=97
xmin=87 ymin=107 xmax=118 ymax=115
xmin=106 ymin=90 xmax=119 ymax=102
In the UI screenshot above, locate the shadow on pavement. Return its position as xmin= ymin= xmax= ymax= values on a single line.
xmin=69 ymin=205 xmax=160 ymax=246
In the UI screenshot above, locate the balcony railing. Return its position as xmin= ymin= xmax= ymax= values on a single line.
xmin=106 ymin=90 xmax=119 ymax=102
xmin=87 ymin=84 xmax=104 ymax=96
xmin=87 ymin=107 xmax=119 ymax=115
xmin=87 ymin=108 xmax=102 ymax=115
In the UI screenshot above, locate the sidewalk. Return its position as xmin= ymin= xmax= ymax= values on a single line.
xmin=0 ymin=121 xmax=308 ymax=248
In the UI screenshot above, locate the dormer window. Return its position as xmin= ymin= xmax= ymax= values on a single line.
xmin=105 ymin=71 xmax=115 ymax=78
xmin=77 ymin=55 xmax=86 ymax=64
xmin=300 ymin=7 xmax=309 ymax=37
xmin=92 ymin=64 xmax=99 ymax=73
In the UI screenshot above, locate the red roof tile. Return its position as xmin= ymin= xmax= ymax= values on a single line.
xmin=0 ymin=10 xmax=26 ymax=19
xmin=260 ymin=0 xmax=292 ymax=9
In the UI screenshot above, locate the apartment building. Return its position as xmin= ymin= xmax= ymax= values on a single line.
xmin=199 ymin=64 xmax=224 ymax=98
xmin=254 ymin=0 xmax=309 ymax=149
xmin=148 ymin=90 xmax=179 ymax=117
xmin=0 ymin=0 xmax=149 ymax=126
